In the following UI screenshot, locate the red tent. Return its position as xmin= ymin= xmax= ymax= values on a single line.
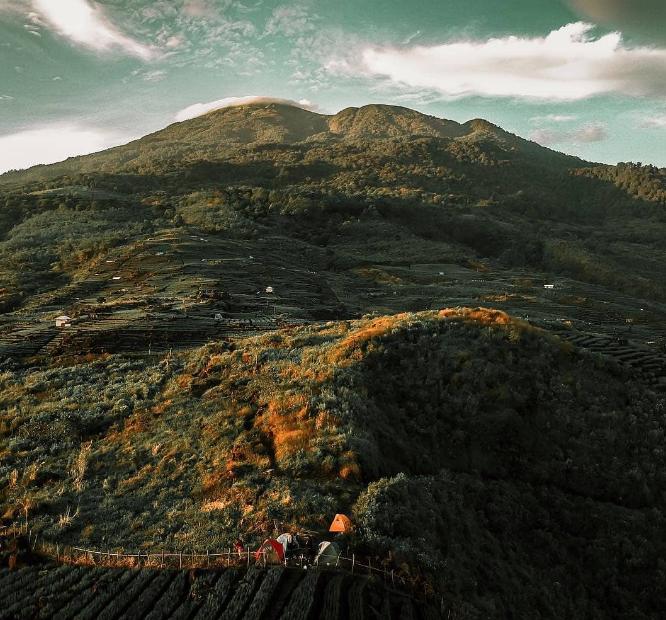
xmin=255 ymin=538 xmax=285 ymax=563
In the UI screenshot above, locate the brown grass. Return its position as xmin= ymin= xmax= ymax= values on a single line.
xmin=261 ymin=395 xmax=316 ymax=463
xmin=327 ymin=314 xmax=410 ymax=364
xmin=150 ymin=399 xmax=173 ymax=415
xmin=353 ymin=266 xmax=403 ymax=285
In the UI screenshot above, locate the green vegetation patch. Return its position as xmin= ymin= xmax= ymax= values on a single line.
xmin=1 ymin=307 xmax=665 ymax=616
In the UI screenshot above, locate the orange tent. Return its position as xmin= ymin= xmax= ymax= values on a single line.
xmin=329 ymin=513 xmax=352 ymax=533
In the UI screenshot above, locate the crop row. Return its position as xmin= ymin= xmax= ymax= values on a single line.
xmin=0 ymin=565 xmax=435 ymax=619
xmin=277 ymin=570 xmax=321 ymax=620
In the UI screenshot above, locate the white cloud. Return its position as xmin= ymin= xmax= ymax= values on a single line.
xmin=530 ymin=122 xmax=608 ymax=145
xmin=573 ymin=123 xmax=608 ymax=142
xmin=165 ymin=35 xmax=184 ymax=49
xmin=174 ymin=96 xmax=317 ymax=122
xmin=29 ymin=0 xmax=157 ymax=60
xmin=140 ymin=69 xmax=167 ymax=82
xmin=346 ymin=22 xmax=666 ymax=101
xmin=530 ymin=114 xmax=579 ymax=123
xmin=264 ymin=5 xmax=315 ymax=37
xmin=0 ymin=125 xmax=132 ymax=174
xmin=640 ymin=115 xmax=666 ymax=128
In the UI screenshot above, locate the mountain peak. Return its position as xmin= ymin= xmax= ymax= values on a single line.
xmin=174 ymin=96 xmax=316 ymax=122
xmin=328 ymin=104 xmax=466 ymax=139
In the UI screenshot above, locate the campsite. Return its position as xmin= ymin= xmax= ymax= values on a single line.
xmin=1 ymin=513 xmax=442 ymax=620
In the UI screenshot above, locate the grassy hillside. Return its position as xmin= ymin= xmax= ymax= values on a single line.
xmin=2 ymin=308 xmax=665 ymax=616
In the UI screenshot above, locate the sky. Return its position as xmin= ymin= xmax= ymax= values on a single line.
xmin=1 ymin=0 xmax=666 ymax=173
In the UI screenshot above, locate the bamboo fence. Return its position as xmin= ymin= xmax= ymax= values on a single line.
xmin=1 ymin=523 xmax=430 ymax=598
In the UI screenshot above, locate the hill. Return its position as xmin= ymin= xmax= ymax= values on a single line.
xmin=1 ymin=102 xmax=666 ymax=617
xmin=2 ymin=309 xmax=666 ymax=617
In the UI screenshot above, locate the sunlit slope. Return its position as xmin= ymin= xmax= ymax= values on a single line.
xmin=2 ymin=308 xmax=665 ymax=616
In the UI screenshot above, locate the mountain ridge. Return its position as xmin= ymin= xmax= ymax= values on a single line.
xmin=0 ymin=102 xmax=585 ymax=182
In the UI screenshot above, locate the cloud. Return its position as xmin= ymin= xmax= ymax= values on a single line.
xmin=183 ymin=0 xmax=219 ymax=18
xmin=530 ymin=114 xmax=579 ymax=123
xmin=567 ymin=0 xmax=666 ymax=41
xmin=140 ymin=69 xmax=167 ymax=82
xmin=0 ymin=124 xmax=132 ymax=174
xmin=530 ymin=122 xmax=608 ymax=146
xmin=640 ymin=115 xmax=666 ymax=128
xmin=343 ymin=22 xmax=666 ymax=101
xmin=129 ymin=1 xmax=259 ymax=71
xmin=28 ymin=0 xmax=156 ymax=60
xmin=264 ymin=5 xmax=315 ymax=37
xmin=174 ymin=96 xmax=318 ymax=122
xmin=164 ymin=35 xmax=184 ymax=49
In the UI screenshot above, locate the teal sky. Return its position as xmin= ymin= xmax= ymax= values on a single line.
xmin=1 ymin=0 xmax=666 ymax=172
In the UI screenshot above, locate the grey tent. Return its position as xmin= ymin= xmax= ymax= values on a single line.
xmin=277 ymin=533 xmax=294 ymax=556
xmin=315 ymin=541 xmax=341 ymax=566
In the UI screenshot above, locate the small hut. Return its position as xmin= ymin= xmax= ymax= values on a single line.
xmin=55 ymin=315 xmax=72 ymax=328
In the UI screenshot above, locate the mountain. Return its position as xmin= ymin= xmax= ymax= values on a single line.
xmin=0 ymin=103 xmax=581 ymax=184
xmin=1 ymin=102 xmax=666 ymax=618
xmin=1 ymin=103 xmax=664 ymax=309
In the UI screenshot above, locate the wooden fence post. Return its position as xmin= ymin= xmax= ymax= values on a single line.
xmin=179 ymin=551 xmax=183 ymax=569
xmin=351 ymin=554 xmax=355 ymax=574
xmin=247 ymin=549 xmax=250 ymax=567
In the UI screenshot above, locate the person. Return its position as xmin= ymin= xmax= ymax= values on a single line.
xmin=233 ymin=538 xmax=245 ymax=556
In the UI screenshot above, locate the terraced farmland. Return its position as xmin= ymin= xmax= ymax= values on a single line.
xmin=558 ymin=330 xmax=666 ymax=391
xmin=0 ymin=566 xmax=438 ymax=620
xmin=1 ymin=220 xmax=665 ymax=367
